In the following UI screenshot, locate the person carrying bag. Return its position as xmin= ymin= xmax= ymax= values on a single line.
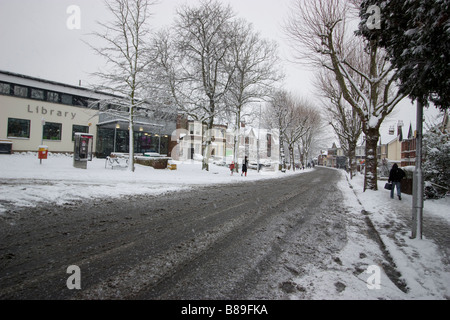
xmin=388 ymin=163 xmax=406 ymax=200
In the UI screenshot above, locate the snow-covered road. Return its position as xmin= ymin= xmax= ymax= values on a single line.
xmin=1 ymin=154 xmax=449 ymax=301
xmin=0 ymin=167 xmax=350 ymax=299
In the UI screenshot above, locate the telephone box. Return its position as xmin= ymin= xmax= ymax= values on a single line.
xmin=73 ymin=133 xmax=94 ymax=169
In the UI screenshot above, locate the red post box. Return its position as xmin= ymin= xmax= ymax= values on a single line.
xmin=38 ymin=145 xmax=48 ymax=160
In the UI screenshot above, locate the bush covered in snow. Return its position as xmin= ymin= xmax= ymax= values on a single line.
xmin=423 ymin=119 xmax=450 ymax=197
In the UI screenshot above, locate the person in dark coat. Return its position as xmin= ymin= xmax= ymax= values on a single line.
xmin=241 ymin=156 xmax=248 ymax=177
xmin=388 ymin=163 xmax=406 ymax=200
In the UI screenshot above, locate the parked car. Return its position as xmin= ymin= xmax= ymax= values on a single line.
xmin=248 ymin=161 xmax=259 ymax=170
xmin=248 ymin=160 xmax=272 ymax=170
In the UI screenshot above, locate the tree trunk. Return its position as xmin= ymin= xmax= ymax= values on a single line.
xmin=297 ymin=144 xmax=302 ymax=168
xmin=202 ymin=139 xmax=211 ymax=171
xmin=202 ymin=117 xmax=214 ymax=171
xmin=364 ymin=128 xmax=380 ymax=191
xmin=348 ymin=142 xmax=357 ymax=179
xmin=289 ymin=145 xmax=295 ymax=171
xmin=233 ymin=132 xmax=239 ymax=173
xmin=233 ymin=111 xmax=241 ymax=173
xmin=279 ymin=138 xmax=286 ymax=172
xmin=128 ymin=105 xmax=135 ymax=172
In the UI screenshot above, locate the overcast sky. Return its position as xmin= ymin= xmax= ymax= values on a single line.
xmin=0 ymin=0 xmax=441 ymax=144
xmin=0 ymin=0 xmax=302 ymax=88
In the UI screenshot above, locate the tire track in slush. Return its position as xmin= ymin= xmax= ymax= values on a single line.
xmin=0 ymin=168 xmax=345 ymax=299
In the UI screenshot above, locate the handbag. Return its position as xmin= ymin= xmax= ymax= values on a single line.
xmin=384 ymin=182 xmax=392 ymax=190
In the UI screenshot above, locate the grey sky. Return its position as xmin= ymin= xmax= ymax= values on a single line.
xmin=0 ymin=0 xmax=302 ymax=89
xmin=0 ymin=0 xmax=441 ymax=143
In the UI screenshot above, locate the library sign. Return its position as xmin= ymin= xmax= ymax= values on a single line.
xmin=27 ymin=105 xmax=77 ymax=120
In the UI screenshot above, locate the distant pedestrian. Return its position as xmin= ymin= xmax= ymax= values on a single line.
xmin=241 ymin=156 xmax=248 ymax=177
xmin=229 ymin=162 xmax=235 ymax=176
xmin=388 ymin=163 xmax=406 ymax=200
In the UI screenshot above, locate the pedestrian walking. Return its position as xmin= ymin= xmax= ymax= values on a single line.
xmin=241 ymin=156 xmax=248 ymax=177
xmin=229 ymin=162 xmax=235 ymax=176
xmin=388 ymin=163 xmax=406 ymax=200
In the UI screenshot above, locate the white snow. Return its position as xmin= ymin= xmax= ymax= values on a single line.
xmin=0 ymin=153 xmax=298 ymax=212
xmin=0 ymin=153 xmax=449 ymax=300
xmin=289 ymin=169 xmax=450 ymax=300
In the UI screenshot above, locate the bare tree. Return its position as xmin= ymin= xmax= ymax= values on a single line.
xmin=154 ymin=0 xmax=237 ymax=171
xmin=264 ymin=91 xmax=313 ymax=171
xmin=316 ymin=69 xmax=362 ymax=178
xmin=285 ymin=0 xmax=406 ymax=190
xmin=297 ymin=105 xmax=322 ymax=168
xmin=283 ymin=97 xmax=313 ymax=171
xmin=87 ymin=0 xmax=159 ymax=172
xmin=223 ymin=18 xmax=283 ymax=171
xmin=263 ymin=90 xmax=291 ymax=171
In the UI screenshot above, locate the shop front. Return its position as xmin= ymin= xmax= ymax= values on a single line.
xmin=96 ymin=120 xmax=171 ymax=158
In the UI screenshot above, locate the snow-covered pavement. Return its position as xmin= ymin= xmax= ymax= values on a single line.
xmin=0 ymin=152 xmax=294 ymax=214
xmin=297 ymin=169 xmax=450 ymax=300
xmin=0 ymin=153 xmax=449 ymax=299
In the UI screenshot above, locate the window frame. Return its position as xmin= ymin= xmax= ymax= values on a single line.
xmin=47 ymin=91 xmax=60 ymax=103
xmin=43 ymin=122 xmax=62 ymax=141
xmin=31 ymin=88 xmax=45 ymax=100
xmin=72 ymin=125 xmax=90 ymax=141
xmin=13 ymin=85 xmax=28 ymax=98
xmin=0 ymin=82 xmax=11 ymax=95
xmin=7 ymin=118 xmax=31 ymax=139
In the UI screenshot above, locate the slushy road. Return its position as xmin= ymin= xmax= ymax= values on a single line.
xmin=0 ymin=167 xmax=348 ymax=299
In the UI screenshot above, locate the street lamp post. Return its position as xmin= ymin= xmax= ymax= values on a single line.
xmin=155 ymin=134 xmax=161 ymax=154
xmin=257 ymin=103 xmax=262 ymax=173
xmin=40 ymin=118 xmax=45 ymax=165
xmin=411 ymin=100 xmax=424 ymax=239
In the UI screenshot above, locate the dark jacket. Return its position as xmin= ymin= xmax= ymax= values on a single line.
xmin=389 ymin=164 xmax=406 ymax=182
xmin=242 ymin=157 xmax=248 ymax=172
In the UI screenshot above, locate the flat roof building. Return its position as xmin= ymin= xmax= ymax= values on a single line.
xmin=0 ymin=70 xmax=177 ymax=157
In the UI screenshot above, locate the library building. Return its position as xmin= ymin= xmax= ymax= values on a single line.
xmin=0 ymin=70 xmax=177 ymax=157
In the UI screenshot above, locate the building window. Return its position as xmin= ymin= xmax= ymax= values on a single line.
xmin=88 ymin=100 xmax=99 ymax=110
xmin=72 ymin=125 xmax=89 ymax=141
xmin=47 ymin=91 xmax=60 ymax=103
xmin=7 ymin=118 xmax=31 ymax=139
xmin=61 ymin=94 xmax=73 ymax=105
xmin=73 ymin=96 xmax=88 ymax=107
xmin=31 ymin=88 xmax=44 ymax=100
xmin=13 ymin=85 xmax=28 ymax=98
xmin=0 ymin=82 xmax=11 ymax=95
xmin=43 ymin=122 xmax=62 ymax=141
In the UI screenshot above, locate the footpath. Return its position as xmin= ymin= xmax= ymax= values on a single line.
xmin=346 ymin=172 xmax=450 ymax=299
